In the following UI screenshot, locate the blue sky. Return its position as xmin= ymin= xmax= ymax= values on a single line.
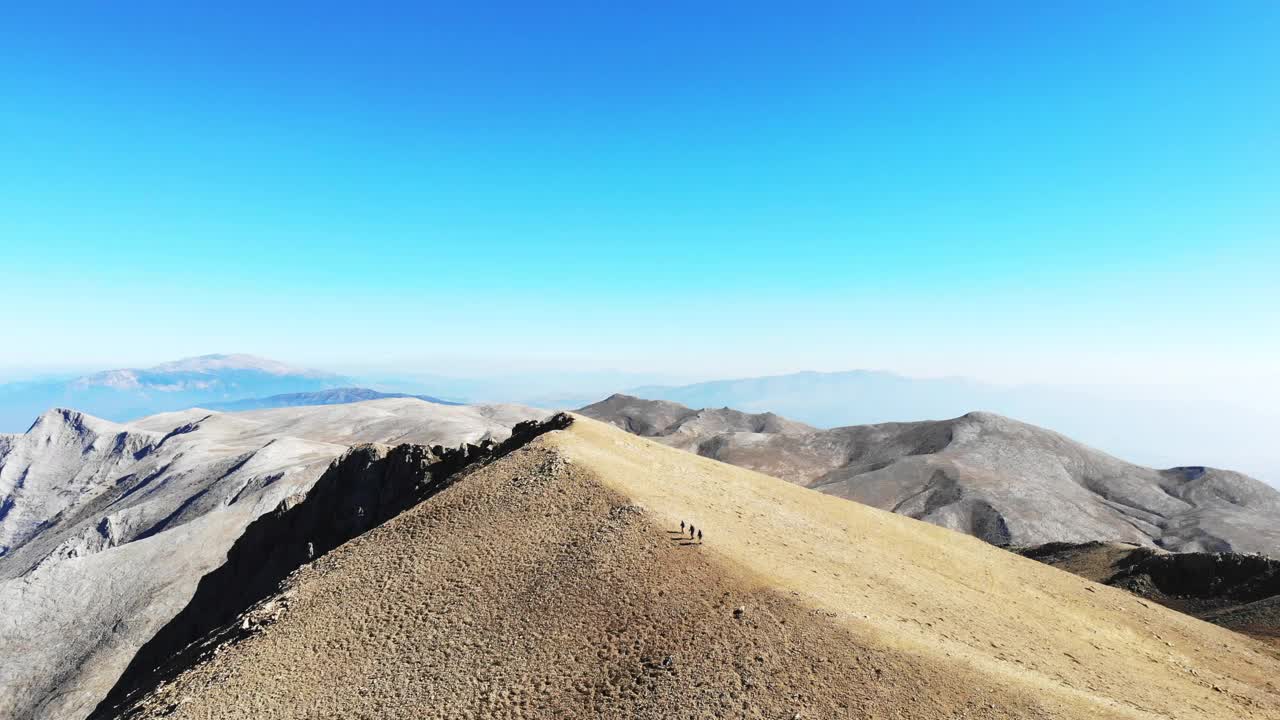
xmin=2 ymin=3 xmax=1277 ymax=391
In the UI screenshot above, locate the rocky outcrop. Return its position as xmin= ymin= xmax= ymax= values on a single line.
xmin=1113 ymin=549 xmax=1280 ymax=608
xmin=94 ymin=414 xmax=572 ymax=717
xmin=0 ymin=400 xmax=549 ymax=720
xmin=580 ymin=396 xmax=1280 ymax=556
xmin=1018 ymin=541 xmax=1280 ymax=646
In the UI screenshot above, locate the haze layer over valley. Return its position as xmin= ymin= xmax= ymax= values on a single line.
xmin=4 ymin=356 xmax=1275 ymax=487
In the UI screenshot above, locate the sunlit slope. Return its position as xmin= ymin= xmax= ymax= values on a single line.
xmin=112 ymin=416 xmax=1280 ymax=720
xmin=555 ymin=416 xmax=1280 ymax=719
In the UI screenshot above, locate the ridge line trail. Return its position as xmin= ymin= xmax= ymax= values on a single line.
xmin=554 ymin=415 xmax=1280 ymax=719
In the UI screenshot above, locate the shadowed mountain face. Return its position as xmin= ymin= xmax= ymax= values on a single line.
xmin=578 ymin=395 xmax=1280 ymax=556
xmin=1018 ymin=542 xmax=1280 ymax=648
xmin=627 ymin=370 xmax=992 ymax=428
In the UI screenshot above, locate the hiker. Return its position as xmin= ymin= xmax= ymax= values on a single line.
xmin=697 ymin=529 xmax=702 ymax=543
xmin=680 ymin=520 xmax=685 ymax=533
xmin=690 ymin=525 xmax=696 ymax=540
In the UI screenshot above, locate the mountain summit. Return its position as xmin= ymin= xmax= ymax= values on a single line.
xmin=69 ymin=354 xmax=338 ymax=391
xmin=123 ymin=353 xmax=327 ymax=377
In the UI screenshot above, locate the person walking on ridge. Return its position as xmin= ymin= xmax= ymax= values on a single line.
xmin=690 ymin=525 xmax=696 ymax=540
xmin=697 ymin=529 xmax=702 ymax=544
xmin=680 ymin=520 xmax=685 ymax=534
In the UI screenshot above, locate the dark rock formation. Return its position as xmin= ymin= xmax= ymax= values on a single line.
xmin=1018 ymin=541 xmax=1280 ymax=646
xmin=93 ymin=413 xmax=572 ymax=718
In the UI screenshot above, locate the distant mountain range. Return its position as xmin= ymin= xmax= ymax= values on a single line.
xmin=578 ymin=394 xmax=1280 ymax=556
xmin=202 ymin=387 xmax=460 ymax=412
xmin=0 ymin=355 xmax=352 ymax=431
xmin=2 ymin=358 xmax=1275 ymax=485
xmin=623 ymin=370 xmax=1280 ymax=485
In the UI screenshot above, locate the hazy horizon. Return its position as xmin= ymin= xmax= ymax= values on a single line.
xmin=1 ymin=351 xmax=1277 ymax=487
xmin=3 ymin=5 xmax=1277 ymax=478
xmin=5 ymin=7 xmax=1280 ymax=718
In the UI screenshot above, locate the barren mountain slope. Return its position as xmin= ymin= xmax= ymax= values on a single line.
xmin=0 ymin=399 xmax=546 ymax=720
xmin=107 ymin=416 xmax=1280 ymax=720
xmin=1 ymin=410 xmax=169 ymax=560
xmin=579 ymin=395 xmax=1280 ymax=555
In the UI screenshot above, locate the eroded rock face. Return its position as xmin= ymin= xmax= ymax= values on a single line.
xmin=96 ymin=412 xmax=574 ymax=717
xmin=579 ymin=395 xmax=1280 ymax=555
xmin=85 ymin=416 xmax=1280 ymax=720
xmin=0 ymin=400 xmax=549 ymax=720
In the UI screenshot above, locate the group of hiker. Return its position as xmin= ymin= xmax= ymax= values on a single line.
xmin=680 ymin=520 xmax=702 ymax=543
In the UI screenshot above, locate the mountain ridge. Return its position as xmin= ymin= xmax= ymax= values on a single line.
xmin=578 ymin=394 xmax=1280 ymax=556
xmin=93 ymin=415 xmax=1280 ymax=720
xmin=0 ymin=399 xmax=548 ymax=720
xmin=1016 ymin=541 xmax=1280 ymax=647
xmin=201 ymin=387 xmax=460 ymax=412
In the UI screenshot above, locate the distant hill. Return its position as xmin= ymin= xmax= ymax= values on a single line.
xmin=578 ymin=394 xmax=1280 ymax=556
xmin=202 ymin=387 xmax=460 ymax=412
xmin=626 ymin=370 xmax=1280 ymax=485
xmin=628 ymin=370 xmax=993 ymax=428
xmin=0 ymin=354 xmax=350 ymax=431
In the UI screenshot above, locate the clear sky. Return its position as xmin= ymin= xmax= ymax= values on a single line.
xmin=2 ymin=3 xmax=1277 ymax=394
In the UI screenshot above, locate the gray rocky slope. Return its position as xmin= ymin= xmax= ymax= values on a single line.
xmin=0 ymin=399 xmax=546 ymax=720
xmin=579 ymin=394 xmax=1280 ymax=556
